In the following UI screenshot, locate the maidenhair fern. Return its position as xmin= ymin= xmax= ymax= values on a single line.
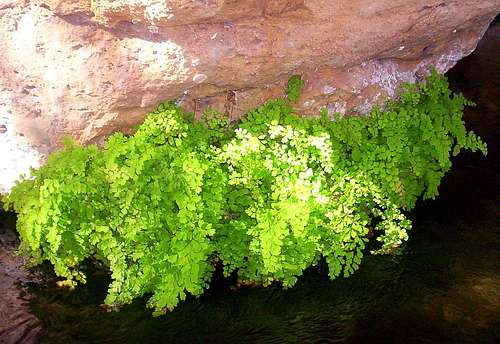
xmin=286 ymin=75 xmax=304 ymax=102
xmin=3 ymin=69 xmax=486 ymax=315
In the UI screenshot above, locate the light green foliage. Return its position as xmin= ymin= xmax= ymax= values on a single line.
xmin=286 ymin=75 xmax=304 ymax=102
xmin=4 ymin=106 xmax=227 ymax=315
xmin=3 ymin=69 xmax=486 ymax=315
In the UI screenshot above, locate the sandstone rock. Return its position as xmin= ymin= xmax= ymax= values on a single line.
xmin=0 ymin=0 xmax=499 ymax=192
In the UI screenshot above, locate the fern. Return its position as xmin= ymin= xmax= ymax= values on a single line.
xmin=3 ymin=69 xmax=486 ymax=315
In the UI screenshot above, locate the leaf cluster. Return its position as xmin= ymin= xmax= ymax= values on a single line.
xmin=3 ymin=70 xmax=486 ymax=315
xmin=286 ymin=75 xmax=305 ymax=102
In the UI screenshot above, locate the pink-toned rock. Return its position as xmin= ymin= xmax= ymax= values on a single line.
xmin=0 ymin=0 xmax=499 ymax=192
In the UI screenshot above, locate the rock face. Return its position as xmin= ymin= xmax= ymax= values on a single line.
xmin=0 ymin=0 xmax=499 ymax=192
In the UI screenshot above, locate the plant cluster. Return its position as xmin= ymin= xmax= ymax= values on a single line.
xmin=3 ymin=70 xmax=486 ymax=315
xmin=286 ymin=75 xmax=304 ymax=102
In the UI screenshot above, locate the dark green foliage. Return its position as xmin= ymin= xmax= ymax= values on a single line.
xmin=3 ymin=69 xmax=486 ymax=315
xmin=286 ymin=75 xmax=305 ymax=102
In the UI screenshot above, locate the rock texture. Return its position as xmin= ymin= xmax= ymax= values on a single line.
xmin=0 ymin=212 xmax=41 ymax=343
xmin=0 ymin=0 xmax=499 ymax=192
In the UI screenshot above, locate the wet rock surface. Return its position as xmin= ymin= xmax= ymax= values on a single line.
xmin=0 ymin=212 xmax=41 ymax=344
xmin=1 ymin=0 xmax=499 ymax=191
